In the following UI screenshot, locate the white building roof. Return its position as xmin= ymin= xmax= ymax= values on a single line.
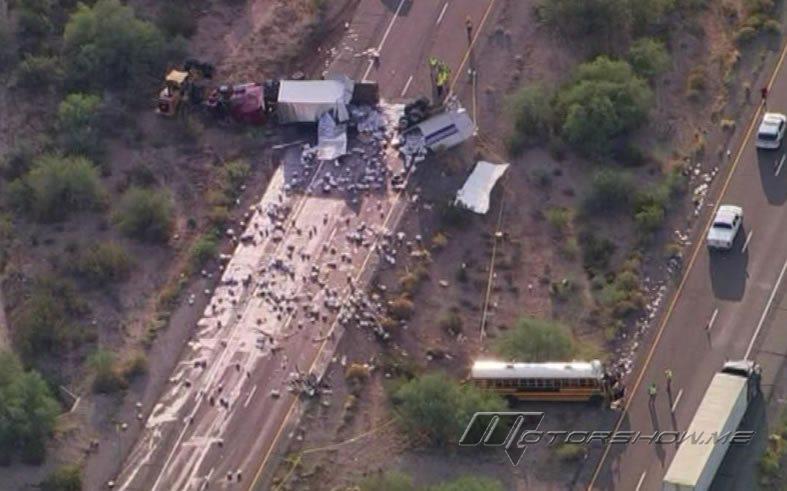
xmin=470 ymin=360 xmax=604 ymax=380
xmin=454 ymin=161 xmax=509 ymax=214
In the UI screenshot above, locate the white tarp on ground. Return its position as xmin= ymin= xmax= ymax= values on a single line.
xmin=277 ymin=79 xmax=353 ymax=124
xmin=316 ymin=112 xmax=347 ymax=161
xmin=455 ymin=161 xmax=510 ymax=214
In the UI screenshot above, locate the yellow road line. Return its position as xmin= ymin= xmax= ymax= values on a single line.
xmin=586 ymin=39 xmax=787 ymax=490
xmin=248 ymin=3 xmax=501 ymax=488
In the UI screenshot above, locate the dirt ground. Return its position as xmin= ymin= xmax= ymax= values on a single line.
xmin=0 ymin=0 xmax=359 ymax=488
xmin=269 ymin=1 xmax=787 ymax=490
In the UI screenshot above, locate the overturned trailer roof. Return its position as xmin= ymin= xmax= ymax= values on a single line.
xmin=455 ymin=161 xmax=509 ymax=214
xmin=277 ymin=79 xmax=353 ymax=124
xmin=410 ymin=107 xmax=475 ymax=152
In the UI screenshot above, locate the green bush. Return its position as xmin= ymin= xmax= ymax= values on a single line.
xmin=583 ymin=169 xmax=633 ymax=212
xmin=157 ymin=4 xmax=197 ymax=38
xmin=8 ymin=154 xmax=105 ymax=222
xmin=439 ymin=311 xmax=463 ymax=336
xmin=70 ymin=241 xmax=132 ymax=286
xmin=88 ymin=349 xmax=126 ymax=393
xmin=57 ymin=93 xmax=105 ymax=160
xmin=536 ymin=0 xmax=630 ymax=44
xmin=42 ymin=464 xmax=82 ymax=491
xmin=360 ymin=471 xmax=416 ymax=491
xmin=360 ymin=473 xmax=504 ymax=491
xmin=113 ymin=187 xmax=174 ymax=243
xmin=495 ymin=316 xmax=575 ymax=361
xmin=0 ymin=351 xmax=60 ymax=465
xmin=389 ymin=296 xmax=415 ymax=320
xmin=507 ymin=84 xmax=555 ymax=154
xmin=15 ymin=0 xmax=56 ymax=52
xmin=0 ymin=19 xmax=17 ymax=72
xmin=0 ymin=140 xmax=36 ymax=180
xmin=557 ymin=57 xmax=653 ymax=155
xmin=628 ymin=38 xmax=670 ymax=79
xmin=545 ymin=206 xmax=572 ymax=234
xmin=189 ymin=233 xmax=219 ymax=269
xmin=579 ymin=231 xmax=616 ymax=274
xmin=11 ymin=276 xmax=90 ymax=363
xmin=554 ymin=442 xmax=586 ymax=462
xmin=62 ymin=0 xmax=167 ymax=91
xmin=15 ymin=55 xmax=62 ymax=88
xmin=394 ymin=373 xmax=506 ymax=446
xmin=429 ymin=476 xmax=505 ymax=491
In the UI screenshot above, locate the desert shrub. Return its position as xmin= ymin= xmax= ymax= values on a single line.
xmin=556 ymin=57 xmax=652 ymax=156
xmin=440 ymin=203 xmax=472 ymax=229
xmin=530 ymin=167 xmax=553 ymax=188
xmin=393 ymin=373 xmax=506 ymax=446
xmin=70 ymin=241 xmax=132 ymax=286
xmin=0 ymin=351 xmax=61 ymax=465
xmin=360 ymin=472 xmax=417 ymax=491
xmin=495 ymin=316 xmax=575 ymax=361
xmin=221 ymin=159 xmax=251 ymax=193
xmin=0 ymin=19 xmax=15 ymax=72
xmin=15 ymin=0 xmax=56 ymax=52
xmin=686 ymin=67 xmax=706 ymax=100
xmin=734 ymin=26 xmax=758 ymax=44
xmin=439 ymin=311 xmax=463 ymax=336
xmin=536 ymin=0 xmax=630 ymax=47
xmin=189 ymin=233 xmax=219 ymax=269
xmin=57 ymin=93 xmax=105 ymax=160
xmin=582 ymin=169 xmax=633 ymax=212
xmin=628 ymin=38 xmax=670 ymax=80
xmin=554 ymin=443 xmax=586 ymax=462
xmin=15 ymin=55 xmax=61 ymax=88
xmin=599 ymin=269 xmax=646 ymax=318
xmin=431 ymin=232 xmax=448 ymax=250
xmin=41 ymin=464 xmax=82 ymax=491
xmin=580 ymin=231 xmax=616 ymax=273
xmin=430 ymin=476 xmax=505 ymax=491
xmin=157 ymin=3 xmax=197 ymax=38
xmin=388 ymin=296 xmax=415 ymax=320
xmin=122 ymin=352 xmax=148 ymax=381
xmin=612 ymin=142 xmax=646 ymax=166
xmin=507 ymin=84 xmax=555 ymax=154
xmin=7 ymin=154 xmax=105 ymax=222
xmin=88 ymin=349 xmax=126 ymax=393
xmin=207 ymin=205 xmax=231 ymax=229
xmin=113 ymin=187 xmax=174 ymax=243
xmin=560 ymin=237 xmax=580 ymax=260
xmin=0 ymin=140 xmax=36 ymax=180
xmin=11 ymin=276 xmax=90 ymax=363
xmin=545 ymin=206 xmax=572 ymax=234
xmin=62 ymin=0 xmax=167 ymax=91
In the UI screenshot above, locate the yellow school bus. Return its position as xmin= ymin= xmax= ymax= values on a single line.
xmin=470 ymin=360 xmax=609 ymax=402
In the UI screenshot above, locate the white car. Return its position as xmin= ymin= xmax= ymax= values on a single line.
xmin=707 ymin=205 xmax=743 ymax=251
xmin=756 ymin=112 xmax=787 ymax=149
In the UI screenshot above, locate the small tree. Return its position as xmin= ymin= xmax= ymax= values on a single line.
xmin=71 ymin=241 xmax=132 ymax=286
xmin=556 ymin=57 xmax=652 ymax=155
xmin=8 ymin=154 xmax=105 ymax=222
xmin=42 ymin=464 xmax=82 ymax=491
xmin=15 ymin=55 xmax=61 ymax=88
xmin=582 ymin=168 xmax=633 ymax=212
xmin=394 ymin=373 xmax=506 ymax=446
xmin=360 ymin=471 xmax=417 ymax=491
xmin=495 ymin=316 xmax=575 ymax=362
xmin=88 ymin=349 xmax=126 ymax=393
xmin=0 ymin=351 xmax=60 ymax=464
xmin=429 ymin=476 xmax=505 ymax=491
xmin=507 ymin=84 xmax=555 ymax=153
xmin=57 ymin=93 xmax=104 ymax=159
xmin=62 ymin=0 xmax=167 ymax=91
xmin=627 ymin=38 xmax=670 ymax=79
xmin=113 ymin=187 xmax=174 ymax=243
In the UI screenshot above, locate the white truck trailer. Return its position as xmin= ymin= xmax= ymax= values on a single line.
xmin=662 ymin=360 xmax=760 ymax=491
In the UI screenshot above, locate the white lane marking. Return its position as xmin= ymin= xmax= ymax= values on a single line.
xmin=362 ymin=0 xmax=407 ymax=80
xmin=635 ymin=471 xmax=647 ymax=491
xmin=436 ymin=1 xmax=449 ymax=25
xmin=400 ymin=75 xmax=413 ymax=97
xmin=742 ymin=229 xmax=754 ymax=253
xmin=671 ymin=388 xmax=683 ymax=413
xmin=776 ymin=154 xmax=786 ymax=176
xmin=746 ymin=258 xmax=787 ymax=359
xmin=706 ymin=308 xmax=719 ymax=331
xmin=243 ymin=385 xmax=258 ymax=408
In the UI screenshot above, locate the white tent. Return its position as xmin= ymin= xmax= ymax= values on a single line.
xmin=277 ymin=79 xmax=353 ymax=124
xmin=455 ymin=161 xmax=509 ymax=214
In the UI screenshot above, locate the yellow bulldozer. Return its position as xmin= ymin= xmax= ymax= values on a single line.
xmin=156 ymin=59 xmax=215 ymax=117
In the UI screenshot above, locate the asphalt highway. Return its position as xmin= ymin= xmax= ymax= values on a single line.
xmin=587 ymin=43 xmax=787 ymax=490
xmin=113 ymin=1 xmax=497 ymax=490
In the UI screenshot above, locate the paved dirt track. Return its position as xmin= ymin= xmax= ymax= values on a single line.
xmin=113 ymin=1 xmax=497 ymax=490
